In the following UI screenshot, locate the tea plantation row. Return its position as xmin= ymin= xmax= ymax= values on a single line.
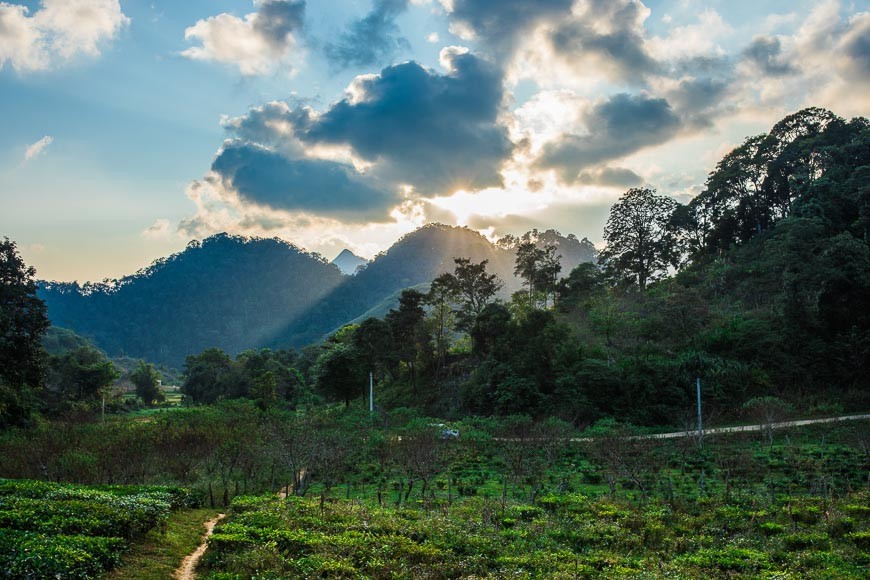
xmin=200 ymin=492 xmax=869 ymax=578
xmin=0 ymin=479 xmax=196 ymax=578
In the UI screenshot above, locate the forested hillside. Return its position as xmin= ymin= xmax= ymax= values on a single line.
xmin=286 ymin=107 xmax=869 ymax=425
xmin=270 ymin=225 xmax=596 ymax=347
xmin=38 ymin=234 xmax=345 ymax=366
xmin=37 ymin=225 xmax=595 ymax=366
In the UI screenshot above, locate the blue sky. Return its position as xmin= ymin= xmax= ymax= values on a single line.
xmin=1 ymin=0 xmax=867 ymax=281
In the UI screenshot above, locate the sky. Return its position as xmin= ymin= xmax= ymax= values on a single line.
xmin=1 ymin=0 xmax=868 ymax=282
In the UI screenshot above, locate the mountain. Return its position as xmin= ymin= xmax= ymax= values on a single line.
xmin=38 ymin=226 xmax=596 ymax=365
xmin=268 ymin=224 xmax=597 ymax=346
xmin=38 ymin=234 xmax=345 ymax=366
xmin=331 ymin=249 xmax=368 ymax=275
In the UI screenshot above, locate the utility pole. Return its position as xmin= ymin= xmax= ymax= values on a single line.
xmin=696 ymin=377 xmax=703 ymax=449
xmin=369 ymin=371 xmax=374 ymax=413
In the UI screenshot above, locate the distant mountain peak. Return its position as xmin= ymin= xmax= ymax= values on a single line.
xmin=332 ymin=249 xmax=368 ymax=275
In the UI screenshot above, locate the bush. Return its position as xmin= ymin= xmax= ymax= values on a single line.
xmin=0 ymin=529 xmax=126 ymax=579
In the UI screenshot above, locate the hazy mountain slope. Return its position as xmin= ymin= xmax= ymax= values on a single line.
xmin=331 ymin=249 xmax=368 ymax=275
xmin=39 ymin=234 xmax=345 ymax=366
xmin=269 ymin=224 xmax=520 ymax=347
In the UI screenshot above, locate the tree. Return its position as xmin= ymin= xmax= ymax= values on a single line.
xmin=598 ymin=188 xmax=678 ymax=290
xmin=514 ymin=241 xmax=561 ymax=309
xmin=385 ymin=289 xmax=428 ymax=392
xmin=182 ymin=348 xmax=234 ymax=404
xmin=741 ymin=396 xmax=793 ymax=447
xmin=131 ymin=360 xmax=164 ymax=406
xmin=48 ymin=346 xmax=119 ymax=406
xmin=426 ymin=273 xmax=459 ymax=369
xmin=0 ymin=238 xmax=50 ymax=428
xmin=250 ymin=371 xmax=278 ymax=410
xmin=449 ymin=258 xmax=503 ymax=334
xmin=314 ymin=343 xmax=364 ymax=407
xmin=514 ymin=241 xmax=545 ymax=304
xmin=535 ymin=244 xmax=562 ymax=308
xmin=352 ymin=317 xmax=396 ymax=379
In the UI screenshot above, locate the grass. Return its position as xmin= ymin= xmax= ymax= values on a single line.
xmin=105 ymin=508 xmax=219 ymax=580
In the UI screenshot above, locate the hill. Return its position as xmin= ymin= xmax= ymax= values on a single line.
xmin=267 ymin=224 xmax=596 ymax=346
xmin=38 ymin=226 xmax=595 ymax=365
xmin=38 ymin=234 xmax=346 ymax=366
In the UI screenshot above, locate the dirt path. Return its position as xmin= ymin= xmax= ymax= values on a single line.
xmin=492 ymin=413 xmax=870 ymax=443
xmin=573 ymin=413 xmax=870 ymax=443
xmin=173 ymin=513 xmax=225 ymax=580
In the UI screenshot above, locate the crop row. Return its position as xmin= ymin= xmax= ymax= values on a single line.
xmin=200 ymin=492 xmax=870 ymax=578
xmin=0 ymin=479 xmax=194 ymax=578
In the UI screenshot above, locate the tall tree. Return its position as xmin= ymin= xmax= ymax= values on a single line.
xmin=514 ymin=241 xmax=545 ymax=304
xmin=385 ymin=289 xmax=427 ymax=393
xmin=131 ymin=360 xmax=164 ymax=406
xmin=535 ymin=244 xmax=562 ymax=308
xmin=426 ymin=273 xmax=459 ymax=369
xmin=0 ymin=238 xmax=50 ymax=427
xmin=598 ymin=188 xmax=678 ymax=290
xmin=450 ymin=258 xmax=503 ymax=333
xmin=314 ymin=343 xmax=364 ymax=407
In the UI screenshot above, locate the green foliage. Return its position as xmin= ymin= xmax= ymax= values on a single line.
xmin=0 ymin=479 xmax=191 ymax=579
xmin=200 ymin=488 xmax=869 ymax=579
xmin=46 ymin=346 xmax=119 ymax=410
xmin=314 ymin=343 xmax=365 ymax=407
xmin=0 ymin=238 xmax=50 ymax=429
xmin=38 ymin=234 xmax=346 ymax=367
xmin=599 ymin=187 xmax=678 ymax=290
xmin=131 ymin=360 xmax=164 ymax=406
xmin=182 ymin=347 xmax=304 ymax=406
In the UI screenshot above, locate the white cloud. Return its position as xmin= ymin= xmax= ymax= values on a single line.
xmin=141 ymin=218 xmax=172 ymax=240
xmin=176 ymin=174 xmax=426 ymax=261
xmin=0 ymin=0 xmax=129 ymax=72
xmin=181 ymin=0 xmax=305 ymax=76
xmin=24 ymin=135 xmax=53 ymax=161
xmin=427 ymin=32 xmax=440 ymax=43
xmin=648 ymin=10 xmax=732 ymax=61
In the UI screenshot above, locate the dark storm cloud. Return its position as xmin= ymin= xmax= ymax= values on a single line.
xmin=576 ymin=166 xmax=644 ymax=188
xmin=742 ymin=36 xmax=796 ymax=76
xmin=536 ymin=93 xmax=682 ymax=181
xmin=254 ymin=0 xmax=306 ymax=46
xmin=325 ymin=0 xmax=409 ymax=70
xmin=216 ymin=50 xmax=512 ymax=219
xmin=445 ymin=0 xmax=573 ymax=53
xmin=299 ymin=50 xmax=513 ymax=194
xmin=211 ymin=142 xmax=400 ymax=222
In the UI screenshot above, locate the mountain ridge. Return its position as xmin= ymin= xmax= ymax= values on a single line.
xmin=38 ymin=225 xmax=596 ymax=366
